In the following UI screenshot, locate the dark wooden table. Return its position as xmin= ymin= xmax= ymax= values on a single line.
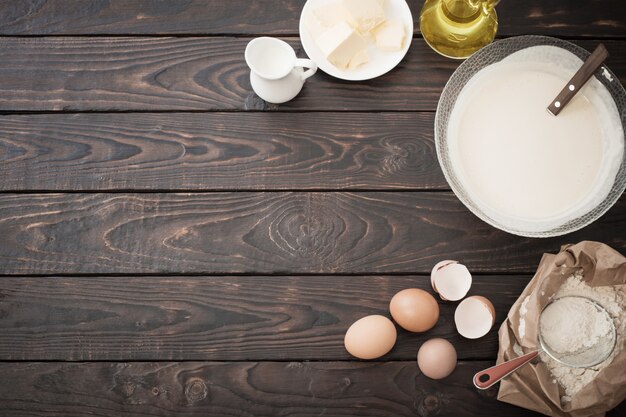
xmin=0 ymin=1 xmax=624 ymax=416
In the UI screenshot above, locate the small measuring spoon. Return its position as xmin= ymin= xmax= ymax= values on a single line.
xmin=473 ymin=296 xmax=616 ymax=390
xmin=547 ymin=44 xmax=609 ymax=116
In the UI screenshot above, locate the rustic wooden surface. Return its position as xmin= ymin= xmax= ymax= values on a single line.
xmin=0 ymin=0 xmax=625 ymax=416
xmin=0 ymin=193 xmax=624 ymax=275
xmin=0 ymin=0 xmax=624 ymax=37
xmin=0 ymin=361 xmax=548 ymax=417
xmin=0 ymin=275 xmax=530 ymax=361
xmin=0 ymin=113 xmax=444 ymax=190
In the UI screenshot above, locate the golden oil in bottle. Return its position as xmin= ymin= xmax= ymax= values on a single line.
xmin=420 ymin=0 xmax=499 ymax=59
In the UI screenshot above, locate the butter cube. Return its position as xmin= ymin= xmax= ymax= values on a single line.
xmin=348 ymin=49 xmax=369 ymax=70
xmin=374 ymin=19 xmax=406 ymax=51
xmin=313 ymin=3 xmax=348 ymax=27
xmin=342 ymin=0 xmax=387 ymax=33
xmin=316 ymin=21 xmax=368 ymax=70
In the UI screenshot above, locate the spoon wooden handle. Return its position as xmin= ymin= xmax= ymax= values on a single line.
xmin=473 ymin=350 xmax=539 ymax=390
xmin=547 ymin=44 xmax=609 ymax=116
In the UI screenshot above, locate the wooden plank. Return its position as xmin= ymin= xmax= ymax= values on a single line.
xmin=0 ymin=37 xmax=623 ymax=112
xmin=0 ymin=0 xmax=624 ymax=38
xmin=498 ymin=0 xmax=626 ymax=38
xmin=0 ymin=361 xmax=611 ymax=417
xmin=1 ymin=361 xmax=623 ymax=417
xmin=0 ymin=193 xmax=623 ymax=275
xmin=0 ymin=112 xmax=445 ymax=191
xmin=0 ymin=36 xmax=450 ymax=112
xmin=0 ymin=275 xmax=529 ymax=361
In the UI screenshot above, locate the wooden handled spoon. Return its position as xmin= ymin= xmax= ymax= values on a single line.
xmin=547 ymin=44 xmax=609 ymax=116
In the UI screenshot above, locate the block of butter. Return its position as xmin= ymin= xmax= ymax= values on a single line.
xmin=343 ymin=0 xmax=387 ymax=33
xmin=309 ymin=0 xmax=406 ymax=71
xmin=374 ymin=19 xmax=406 ymax=51
xmin=313 ymin=2 xmax=348 ymax=28
xmin=348 ymin=49 xmax=370 ymax=70
xmin=316 ymin=21 xmax=369 ymax=70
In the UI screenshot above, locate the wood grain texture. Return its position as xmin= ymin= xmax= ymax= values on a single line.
xmin=5 ymin=361 xmax=621 ymax=417
xmin=0 ymin=0 xmax=624 ymax=38
xmin=0 ymin=275 xmax=529 ymax=361
xmin=0 ymin=37 xmax=624 ymax=111
xmin=0 ymin=112 xmax=445 ymax=191
xmin=0 ymin=36 xmax=449 ymax=112
xmin=0 ymin=193 xmax=623 ymax=275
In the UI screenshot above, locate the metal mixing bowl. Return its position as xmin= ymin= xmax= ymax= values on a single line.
xmin=435 ymin=35 xmax=626 ymax=237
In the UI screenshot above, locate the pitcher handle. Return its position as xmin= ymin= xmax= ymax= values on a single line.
xmin=295 ymin=58 xmax=317 ymax=80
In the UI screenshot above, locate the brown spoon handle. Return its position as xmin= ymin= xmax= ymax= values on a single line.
xmin=547 ymin=44 xmax=609 ymax=116
xmin=473 ymin=350 xmax=539 ymax=390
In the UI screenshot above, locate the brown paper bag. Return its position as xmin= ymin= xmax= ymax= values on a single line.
xmin=496 ymin=241 xmax=626 ymax=417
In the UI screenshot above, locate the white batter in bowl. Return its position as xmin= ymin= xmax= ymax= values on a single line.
xmin=436 ymin=36 xmax=626 ymax=237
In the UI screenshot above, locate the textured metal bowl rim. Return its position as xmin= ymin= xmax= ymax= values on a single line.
xmin=435 ymin=35 xmax=626 ymax=238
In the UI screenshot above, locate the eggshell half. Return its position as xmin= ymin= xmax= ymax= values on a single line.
xmin=344 ymin=315 xmax=397 ymax=359
xmin=389 ymin=288 xmax=439 ymax=332
xmin=431 ymin=262 xmax=472 ymax=301
xmin=430 ymin=260 xmax=458 ymax=293
xmin=417 ymin=338 xmax=457 ymax=379
xmin=454 ymin=296 xmax=495 ymax=339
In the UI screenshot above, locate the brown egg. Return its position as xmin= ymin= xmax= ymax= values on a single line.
xmin=417 ymin=338 xmax=457 ymax=379
xmin=389 ymin=288 xmax=439 ymax=332
xmin=344 ymin=315 xmax=397 ymax=359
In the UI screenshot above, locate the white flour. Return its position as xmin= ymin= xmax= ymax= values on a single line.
xmin=518 ymin=295 xmax=530 ymax=339
xmin=539 ymin=296 xmax=613 ymax=354
xmin=538 ymin=270 xmax=625 ymax=402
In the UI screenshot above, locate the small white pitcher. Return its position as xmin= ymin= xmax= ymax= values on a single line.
xmin=245 ymin=37 xmax=317 ymax=104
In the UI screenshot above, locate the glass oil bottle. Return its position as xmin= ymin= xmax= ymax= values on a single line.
xmin=420 ymin=0 xmax=499 ymax=59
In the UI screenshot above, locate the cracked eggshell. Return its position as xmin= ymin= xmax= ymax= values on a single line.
xmin=430 ymin=260 xmax=458 ymax=293
xmin=454 ymin=296 xmax=496 ymax=339
xmin=431 ymin=262 xmax=472 ymax=301
xmin=344 ymin=315 xmax=397 ymax=359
